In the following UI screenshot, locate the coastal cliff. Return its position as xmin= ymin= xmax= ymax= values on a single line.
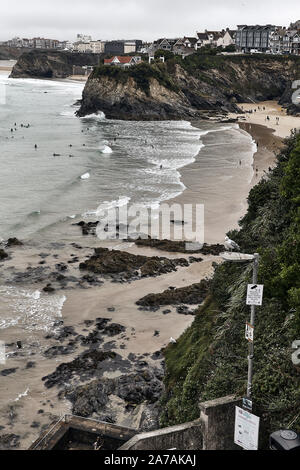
xmin=10 ymin=50 xmax=103 ymax=79
xmin=160 ymin=131 xmax=300 ymax=442
xmin=77 ymin=55 xmax=300 ymax=120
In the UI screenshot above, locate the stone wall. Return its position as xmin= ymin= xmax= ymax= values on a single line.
xmin=119 ymin=420 xmax=203 ymax=451
xmin=119 ymin=395 xmax=241 ymax=450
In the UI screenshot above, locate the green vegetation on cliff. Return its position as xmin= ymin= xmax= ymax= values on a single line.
xmin=160 ymin=132 xmax=300 ymax=439
xmin=91 ymin=61 xmax=179 ymax=96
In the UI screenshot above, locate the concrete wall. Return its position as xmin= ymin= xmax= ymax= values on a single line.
xmin=119 ymin=395 xmax=241 ymax=451
xmin=119 ymin=420 xmax=203 ymax=451
xmin=199 ymin=395 xmax=241 ymax=450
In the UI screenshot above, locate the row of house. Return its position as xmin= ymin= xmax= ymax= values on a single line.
xmin=3 ymin=37 xmax=71 ymax=50
xmin=235 ymin=24 xmax=300 ymax=54
xmin=3 ymin=22 xmax=300 ymax=57
xmin=73 ymin=39 xmax=143 ymax=54
xmin=148 ymin=29 xmax=236 ymax=57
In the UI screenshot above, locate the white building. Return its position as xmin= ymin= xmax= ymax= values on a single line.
xmin=90 ymin=40 xmax=105 ymax=53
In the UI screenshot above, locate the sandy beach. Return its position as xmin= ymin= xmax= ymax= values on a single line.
xmin=0 ymin=100 xmax=298 ymax=449
xmin=230 ymin=100 xmax=300 ymax=139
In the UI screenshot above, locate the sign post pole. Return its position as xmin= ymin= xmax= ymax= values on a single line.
xmin=247 ymin=253 xmax=259 ymax=399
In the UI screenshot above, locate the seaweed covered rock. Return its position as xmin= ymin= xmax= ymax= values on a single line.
xmin=137 ymin=279 xmax=210 ymax=307
xmin=63 ymin=369 xmax=164 ymax=417
xmin=79 ymin=247 xmax=188 ymax=279
xmin=42 ymin=350 xmax=117 ymax=388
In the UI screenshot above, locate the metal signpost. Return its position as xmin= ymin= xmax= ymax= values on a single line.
xmin=221 ymin=251 xmax=263 ymax=450
xmin=246 ymin=254 xmax=260 ymax=399
xmin=221 ymin=252 xmax=262 ymax=399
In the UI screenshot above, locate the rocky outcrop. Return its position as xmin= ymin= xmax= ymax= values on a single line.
xmin=77 ymin=73 xmax=205 ymax=120
xmin=63 ymin=370 xmax=164 ymax=418
xmin=136 ymin=279 xmax=210 ymax=307
xmin=79 ymin=247 xmax=189 ymax=280
xmin=10 ymin=50 xmax=103 ymax=79
xmin=77 ymin=55 xmax=300 ymax=120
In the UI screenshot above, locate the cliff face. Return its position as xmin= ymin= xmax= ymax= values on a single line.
xmin=10 ymin=50 xmax=103 ymax=79
xmin=77 ymin=74 xmax=207 ymax=120
xmin=77 ymin=55 xmax=300 ymax=120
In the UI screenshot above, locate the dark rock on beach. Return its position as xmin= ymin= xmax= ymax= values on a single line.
xmin=0 ymin=433 xmax=20 ymax=450
xmin=0 ymin=249 xmax=8 ymax=261
xmin=63 ymin=368 xmax=164 ymax=418
xmin=43 ymin=344 xmax=76 ymax=358
xmin=137 ymin=279 xmax=210 ymax=307
xmin=43 ymin=284 xmax=55 ymax=293
xmin=6 ymin=237 xmax=23 ymax=247
xmin=79 ymin=247 xmax=188 ymax=280
xmin=0 ymin=368 xmax=18 ymax=376
xmin=42 ymin=350 xmax=117 ymax=388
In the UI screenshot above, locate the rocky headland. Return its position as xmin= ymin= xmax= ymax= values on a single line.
xmin=9 ymin=50 xmax=103 ymax=79
xmin=76 ymin=55 xmax=300 ymax=120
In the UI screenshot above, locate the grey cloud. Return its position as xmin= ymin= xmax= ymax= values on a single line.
xmin=0 ymin=0 xmax=299 ymax=41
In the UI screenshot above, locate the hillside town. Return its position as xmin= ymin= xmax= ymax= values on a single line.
xmin=1 ymin=20 xmax=300 ymax=58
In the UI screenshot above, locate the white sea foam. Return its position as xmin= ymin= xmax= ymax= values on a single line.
xmin=0 ymin=287 xmax=66 ymax=332
xmin=100 ymin=145 xmax=113 ymax=154
xmin=81 ymin=111 xmax=106 ymax=120
xmin=60 ymin=109 xmax=76 ymax=118
xmin=83 ymin=196 xmax=131 ymax=218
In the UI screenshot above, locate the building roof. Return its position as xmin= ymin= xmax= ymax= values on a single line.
xmin=104 ymin=56 xmax=133 ymax=64
xmin=197 ymin=32 xmax=208 ymax=40
xmin=183 ymin=37 xmax=197 ymax=44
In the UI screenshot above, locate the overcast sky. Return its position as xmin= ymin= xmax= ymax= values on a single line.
xmin=1 ymin=0 xmax=299 ymax=42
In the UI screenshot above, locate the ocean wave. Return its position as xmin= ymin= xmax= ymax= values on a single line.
xmin=81 ymin=111 xmax=106 ymax=120
xmin=83 ymin=196 xmax=131 ymax=218
xmin=60 ymin=109 xmax=76 ymax=118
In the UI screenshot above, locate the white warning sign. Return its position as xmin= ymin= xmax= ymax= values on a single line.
xmin=234 ymin=406 xmax=260 ymax=450
xmin=246 ymin=284 xmax=264 ymax=306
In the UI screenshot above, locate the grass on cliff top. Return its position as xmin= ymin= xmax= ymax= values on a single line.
xmin=91 ymin=61 xmax=180 ymax=96
xmin=160 ymin=132 xmax=300 ymax=442
xmin=91 ymin=53 xmax=300 ymax=100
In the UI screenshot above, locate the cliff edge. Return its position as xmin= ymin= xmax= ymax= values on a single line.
xmin=77 ymin=55 xmax=300 ymax=120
